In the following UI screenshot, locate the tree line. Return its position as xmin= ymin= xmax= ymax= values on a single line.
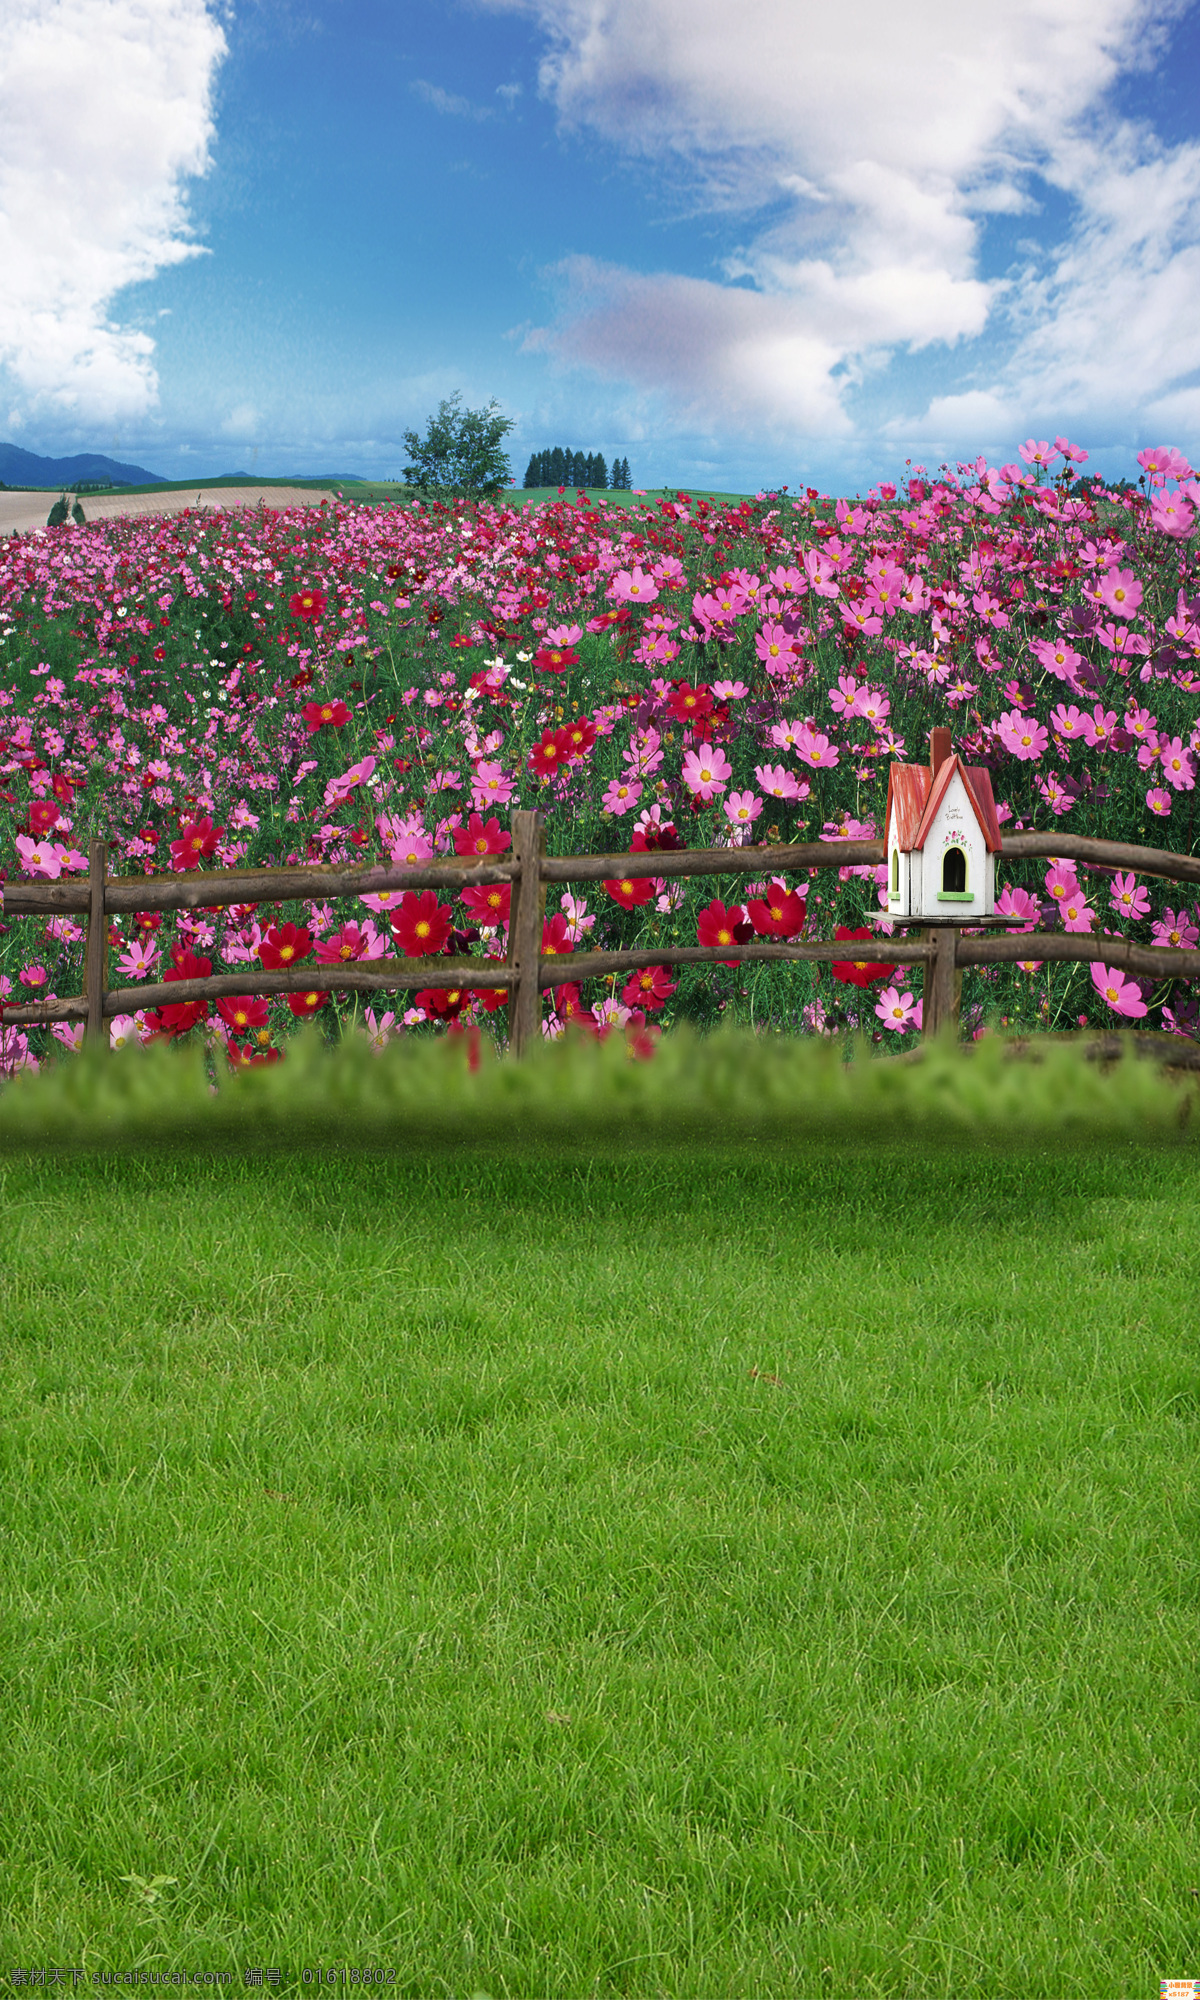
xmin=522 ymin=448 xmax=631 ymax=490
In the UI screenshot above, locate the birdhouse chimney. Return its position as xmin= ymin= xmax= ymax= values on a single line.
xmin=930 ymin=727 xmax=952 ymax=777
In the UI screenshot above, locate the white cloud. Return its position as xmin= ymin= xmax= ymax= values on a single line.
xmin=0 ymin=0 xmax=226 ymax=426
xmin=479 ymin=0 xmax=1200 ymax=453
xmin=221 ymin=402 xmax=259 ymax=437
xmin=411 ymin=77 xmax=492 ymax=120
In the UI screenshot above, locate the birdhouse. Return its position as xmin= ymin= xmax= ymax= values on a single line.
xmin=884 ymin=728 xmax=1002 ymax=920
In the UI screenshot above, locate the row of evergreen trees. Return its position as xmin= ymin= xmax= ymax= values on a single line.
xmin=523 ymin=448 xmax=631 ymax=490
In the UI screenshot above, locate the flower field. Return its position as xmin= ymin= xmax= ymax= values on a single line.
xmin=1 ymin=437 xmax=1198 ymax=1072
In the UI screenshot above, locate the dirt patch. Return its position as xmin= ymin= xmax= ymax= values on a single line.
xmin=0 ymin=485 xmax=333 ymax=538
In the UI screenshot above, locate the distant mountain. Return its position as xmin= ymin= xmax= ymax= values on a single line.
xmin=0 ymin=443 xmax=167 ymax=489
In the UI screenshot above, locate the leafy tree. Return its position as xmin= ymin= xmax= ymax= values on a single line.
xmin=46 ymin=494 xmax=69 ymax=526
xmin=401 ymin=392 xmax=515 ymax=497
xmin=592 ymin=453 xmax=608 ymax=489
xmin=72 ymin=499 xmax=87 ymax=525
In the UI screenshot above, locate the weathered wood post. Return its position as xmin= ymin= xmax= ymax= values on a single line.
xmin=507 ymin=811 xmax=546 ymax=1058
xmin=83 ymin=839 xmax=109 ymax=1046
xmin=922 ymin=925 xmax=961 ymax=1039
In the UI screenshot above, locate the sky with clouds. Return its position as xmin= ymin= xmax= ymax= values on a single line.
xmin=2 ymin=0 xmax=1199 ymax=492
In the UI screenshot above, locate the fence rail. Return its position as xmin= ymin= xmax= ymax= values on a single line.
xmin=2 ymin=815 xmax=1199 ymax=1054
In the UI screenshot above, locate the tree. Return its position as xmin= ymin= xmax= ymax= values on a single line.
xmin=523 ymin=452 xmax=541 ymax=489
xmin=593 ymin=453 xmax=608 ymax=489
xmin=401 ymin=392 xmax=515 ymax=497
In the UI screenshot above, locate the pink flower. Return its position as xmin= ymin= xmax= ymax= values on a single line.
xmin=1050 ymin=702 xmax=1085 ymax=743
xmin=853 ymin=687 xmax=890 ymax=727
xmin=1095 ymin=568 xmax=1143 ymax=617
xmin=792 ymin=724 xmax=839 ymax=769
xmin=115 ymin=939 xmax=161 ymax=979
xmin=995 ymin=885 xmax=1040 ymax=929
xmin=1080 ymin=704 xmax=1117 ymax=749
xmin=609 ymin=565 xmax=659 ymax=604
xmin=723 ymin=789 xmax=763 ymax=829
xmin=1060 ymin=893 xmax=1095 ymax=933
xmin=1110 ymin=873 xmax=1151 ymax=920
xmin=323 ymin=755 xmax=376 ymax=809
xmin=602 ymin=777 xmax=642 ymax=815
xmin=1090 ymin=964 xmax=1148 ymax=1018
xmin=1146 ymin=787 xmax=1172 ymax=817
xmin=1151 ymin=908 xmax=1200 ymax=949
xmin=1044 ymin=862 xmax=1078 ymax=906
xmin=1159 ymin=737 xmax=1196 ymax=790
xmin=1137 ymin=444 xmax=1192 ymax=483
xmin=470 ymin=761 xmax=517 ymax=808
xmin=14 ymin=835 xmax=62 ymax=879
xmin=754 ymin=762 xmax=807 ymax=801
xmin=680 ymin=745 xmax=732 ymax=799
xmin=1018 ymin=438 xmax=1058 ymax=469
xmin=387 ymin=832 xmax=435 ymax=868
xmin=18 ymin=962 xmax=49 ymax=989
xmin=1149 ymin=488 xmax=1195 ymax=537
xmin=997 ymin=709 xmax=1048 ymax=761
xmin=875 ymin=985 xmax=919 ymax=1032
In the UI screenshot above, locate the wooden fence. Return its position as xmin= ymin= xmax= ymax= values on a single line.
xmin=2 ymin=814 xmax=1199 ymax=1057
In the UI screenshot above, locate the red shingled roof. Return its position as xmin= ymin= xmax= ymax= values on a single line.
xmin=886 ymin=755 xmax=1002 ymax=853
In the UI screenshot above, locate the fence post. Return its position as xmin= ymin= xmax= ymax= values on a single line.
xmin=84 ymin=838 xmax=109 ymax=1046
xmin=507 ymin=811 xmax=546 ymax=1059
xmin=922 ymin=926 xmax=961 ymax=1040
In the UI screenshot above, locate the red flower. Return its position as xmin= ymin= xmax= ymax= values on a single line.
xmin=28 ymin=799 xmax=60 ymax=836
xmin=286 ymin=989 xmax=330 ymax=1017
xmin=415 ymin=984 xmax=468 ymax=1018
xmin=289 ymin=588 xmax=327 ymax=622
xmin=159 ymin=949 xmax=212 ymax=1036
xmin=461 ymin=881 xmax=511 ymax=926
xmin=747 ymin=880 xmax=807 ymax=939
xmin=541 ymin=913 xmax=574 ymax=958
xmin=831 ymin=925 xmax=895 ymax=988
xmin=302 ymin=698 xmax=351 ymax=733
xmin=452 ymin=813 xmax=512 ymax=857
xmin=560 ymin=717 xmax=596 ymax=761
xmin=217 ymin=994 xmax=270 ymax=1035
xmin=620 ymin=965 xmax=676 ymax=1010
xmin=258 ymin=921 xmax=314 ymax=969
xmin=532 ymin=645 xmax=580 ymax=675
xmin=698 ymin=898 xmax=753 ymax=967
xmin=528 ymin=727 xmax=572 ymax=778
xmin=604 ymin=873 xmax=655 ymax=910
xmin=169 ymin=816 xmax=224 ymax=871
xmin=51 ymin=773 xmax=76 ymax=803
xmin=391 ymin=889 xmax=454 ymax=957
xmin=667 ymin=681 xmax=713 ymax=723
xmin=630 ymin=822 xmax=684 ymax=852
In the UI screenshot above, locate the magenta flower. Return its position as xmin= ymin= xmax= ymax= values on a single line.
xmin=1151 ymin=908 xmax=1200 ymax=950
xmin=995 ymin=885 xmax=1040 ymax=929
xmin=1146 ymin=787 xmax=1172 ymax=817
xmin=1044 ymin=862 xmax=1078 ymax=907
xmin=1110 ymin=873 xmax=1151 ymax=920
xmin=1060 ymin=893 xmax=1096 ymax=933
xmin=754 ymin=762 xmax=806 ymax=801
xmin=14 ymin=835 xmax=62 ymax=879
xmin=1080 ymin=705 xmax=1117 ymax=749
xmin=1090 ymin=964 xmax=1148 ymax=1018
xmin=1050 ymin=703 xmax=1084 ymax=743
xmin=1159 ymin=738 xmax=1196 ymax=790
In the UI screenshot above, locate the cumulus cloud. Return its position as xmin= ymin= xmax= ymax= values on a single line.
xmin=0 ymin=0 xmax=227 ymax=426
xmin=480 ymin=0 xmax=1200 ymax=450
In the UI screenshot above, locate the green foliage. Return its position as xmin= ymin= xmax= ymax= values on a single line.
xmin=523 ymin=447 xmax=613 ymax=489
xmin=401 ymin=391 xmax=515 ymax=498
xmin=71 ymin=499 xmax=86 ymax=526
xmin=45 ymin=494 xmax=69 ymax=526
xmin=0 ymin=1025 xmax=1193 ymax=1153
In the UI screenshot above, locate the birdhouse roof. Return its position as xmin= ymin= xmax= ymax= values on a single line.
xmin=885 ymin=754 xmax=1002 ymax=854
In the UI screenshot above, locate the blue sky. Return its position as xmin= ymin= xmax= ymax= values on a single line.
xmin=3 ymin=0 xmax=1200 ymax=493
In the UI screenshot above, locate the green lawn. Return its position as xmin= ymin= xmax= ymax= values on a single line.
xmin=1 ymin=1130 xmax=1198 ymax=1997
